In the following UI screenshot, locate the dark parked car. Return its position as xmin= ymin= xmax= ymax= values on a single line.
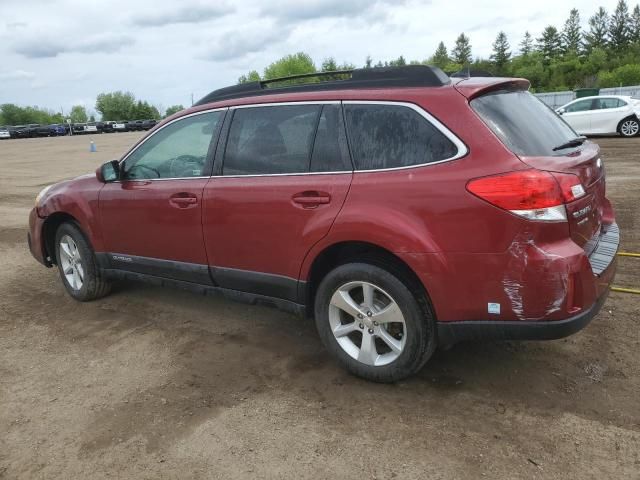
xmin=72 ymin=123 xmax=87 ymax=134
xmin=141 ymin=119 xmax=157 ymax=130
xmin=102 ymin=121 xmax=116 ymax=133
xmin=28 ymin=66 xmax=618 ymax=382
xmin=127 ymin=120 xmax=144 ymax=131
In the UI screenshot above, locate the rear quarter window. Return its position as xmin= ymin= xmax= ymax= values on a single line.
xmin=344 ymin=104 xmax=458 ymax=170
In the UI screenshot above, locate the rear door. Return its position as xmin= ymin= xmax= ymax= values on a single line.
xmin=202 ymin=103 xmax=352 ymax=302
xmin=99 ymin=109 xmax=225 ymax=283
xmin=588 ymin=97 xmax=626 ymax=134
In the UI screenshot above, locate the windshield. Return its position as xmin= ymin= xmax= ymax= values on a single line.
xmin=471 ymin=90 xmax=578 ymax=156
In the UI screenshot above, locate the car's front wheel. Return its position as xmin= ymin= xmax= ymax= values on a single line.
xmin=54 ymin=222 xmax=111 ymax=301
xmin=314 ymin=263 xmax=436 ymax=382
xmin=619 ymin=117 xmax=640 ymax=137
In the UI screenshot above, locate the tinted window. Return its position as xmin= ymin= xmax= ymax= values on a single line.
xmin=472 ymin=90 xmax=578 ymax=156
xmin=123 ymin=111 xmax=223 ymax=179
xmin=310 ymin=104 xmax=351 ymax=172
xmin=224 ymin=105 xmax=321 ymax=175
xmin=344 ymin=104 xmax=457 ymax=170
xmin=596 ymin=98 xmax=623 ymax=109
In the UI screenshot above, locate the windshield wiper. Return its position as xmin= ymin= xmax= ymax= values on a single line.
xmin=552 ymin=136 xmax=587 ymax=151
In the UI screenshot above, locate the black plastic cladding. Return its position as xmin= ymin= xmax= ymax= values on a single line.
xmin=195 ymin=66 xmax=451 ymax=105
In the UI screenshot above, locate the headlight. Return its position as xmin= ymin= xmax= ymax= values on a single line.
xmin=35 ymin=184 xmax=53 ymax=207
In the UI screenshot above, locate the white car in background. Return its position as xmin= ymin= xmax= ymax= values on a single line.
xmin=557 ymin=95 xmax=640 ymax=137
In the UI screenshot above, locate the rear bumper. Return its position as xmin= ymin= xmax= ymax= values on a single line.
xmin=437 ymin=288 xmax=609 ymax=344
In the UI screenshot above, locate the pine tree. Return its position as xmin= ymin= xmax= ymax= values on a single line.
xmin=365 ymin=55 xmax=373 ymax=68
xmin=536 ymin=26 xmax=563 ymax=61
xmin=562 ymin=8 xmax=582 ymax=54
xmin=519 ymin=31 xmax=533 ymax=55
xmin=451 ymin=33 xmax=472 ymax=65
xmin=631 ymin=4 xmax=640 ymax=44
xmin=431 ymin=42 xmax=449 ymax=69
xmin=609 ymin=0 xmax=632 ymax=51
xmin=584 ymin=7 xmax=609 ymax=52
xmin=490 ymin=31 xmax=511 ymax=73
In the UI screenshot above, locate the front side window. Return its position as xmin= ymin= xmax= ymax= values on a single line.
xmin=344 ymin=104 xmax=458 ymax=171
xmin=122 ymin=111 xmax=223 ymax=180
xmin=223 ymin=105 xmax=321 ymax=175
xmin=564 ymin=99 xmax=593 ymax=113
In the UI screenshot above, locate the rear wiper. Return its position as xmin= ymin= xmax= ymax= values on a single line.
xmin=552 ymin=136 xmax=587 ymax=151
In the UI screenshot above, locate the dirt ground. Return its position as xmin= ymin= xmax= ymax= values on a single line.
xmin=0 ymin=133 xmax=638 ymax=479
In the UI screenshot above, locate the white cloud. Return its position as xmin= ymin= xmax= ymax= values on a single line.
xmin=0 ymin=0 xmax=624 ymax=114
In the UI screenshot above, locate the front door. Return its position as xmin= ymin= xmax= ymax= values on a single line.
xmin=562 ymin=98 xmax=593 ymax=134
xmin=202 ymin=103 xmax=353 ymax=302
xmin=100 ymin=110 xmax=225 ymax=283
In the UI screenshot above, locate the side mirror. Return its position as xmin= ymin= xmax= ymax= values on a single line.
xmin=557 ymin=108 xmax=565 ymax=115
xmin=96 ymin=160 xmax=120 ymax=183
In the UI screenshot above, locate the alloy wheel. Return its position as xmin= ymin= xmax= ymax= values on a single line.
xmin=328 ymin=281 xmax=407 ymax=366
xmin=621 ymin=120 xmax=639 ymax=137
xmin=59 ymin=235 xmax=84 ymax=290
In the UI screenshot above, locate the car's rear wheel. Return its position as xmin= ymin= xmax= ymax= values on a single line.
xmin=314 ymin=263 xmax=436 ymax=382
xmin=619 ymin=117 xmax=640 ymax=137
xmin=54 ymin=223 xmax=111 ymax=301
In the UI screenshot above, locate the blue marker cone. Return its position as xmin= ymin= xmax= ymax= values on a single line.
xmin=90 ymin=140 xmax=97 ymax=153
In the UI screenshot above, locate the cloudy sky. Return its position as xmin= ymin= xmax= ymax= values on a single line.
xmin=0 ymin=0 xmax=622 ymax=116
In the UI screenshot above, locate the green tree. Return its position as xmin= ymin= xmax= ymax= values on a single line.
xmin=562 ymin=9 xmax=582 ymax=54
xmin=364 ymin=55 xmax=373 ymax=68
xmin=238 ymin=70 xmax=260 ymax=83
xmin=609 ymin=0 xmax=632 ymax=51
xmin=95 ymin=91 xmax=136 ymax=121
xmin=631 ymin=4 xmax=640 ymax=44
xmin=491 ymin=31 xmax=511 ymax=74
xmin=388 ymin=55 xmax=407 ymax=66
xmin=536 ymin=26 xmax=563 ymax=61
xmin=584 ymin=7 xmax=609 ymax=52
xmin=519 ymin=31 xmax=534 ymax=55
xmin=431 ymin=42 xmax=449 ymax=69
xmin=69 ymin=105 xmax=88 ymax=123
xmin=164 ymin=105 xmax=185 ymax=117
xmin=599 ymin=63 xmax=640 ymax=86
xmin=451 ymin=33 xmax=472 ymax=65
xmin=263 ymin=52 xmax=316 ymax=82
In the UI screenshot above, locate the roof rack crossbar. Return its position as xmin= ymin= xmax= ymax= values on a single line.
xmin=195 ymin=65 xmax=451 ymax=105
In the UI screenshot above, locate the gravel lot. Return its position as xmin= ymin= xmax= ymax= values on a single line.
xmin=1 ymin=133 xmax=638 ymax=479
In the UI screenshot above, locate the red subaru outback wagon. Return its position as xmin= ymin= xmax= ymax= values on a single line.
xmin=29 ymin=66 xmax=618 ymax=382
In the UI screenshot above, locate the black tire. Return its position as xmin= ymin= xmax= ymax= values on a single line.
xmin=54 ymin=222 xmax=111 ymax=301
xmin=314 ymin=263 xmax=436 ymax=383
xmin=618 ymin=117 xmax=640 ymax=137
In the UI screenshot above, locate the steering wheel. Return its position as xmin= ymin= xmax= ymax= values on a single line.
xmin=127 ymin=163 xmax=161 ymax=179
xmin=169 ymin=155 xmax=204 ymax=177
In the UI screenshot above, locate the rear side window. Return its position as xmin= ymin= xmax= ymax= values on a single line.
xmin=224 ymin=105 xmax=320 ymax=175
xmin=344 ymin=104 xmax=458 ymax=170
xmin=310 ymin=104 xmax=351 ymax=172
xmin=471 ymin=90 xmax=578 ymax=156
xmin=596 ymin=98 xmax=624 ymax=109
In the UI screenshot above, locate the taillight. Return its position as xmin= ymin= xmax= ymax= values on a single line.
xmin=466 ymin=170 xmax=585 ymax=222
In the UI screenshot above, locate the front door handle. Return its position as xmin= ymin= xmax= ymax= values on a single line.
xmin=169 ymin=192 xmax=198 ymax=208
xmin=292 ymin=191 xmax=331 ymax=208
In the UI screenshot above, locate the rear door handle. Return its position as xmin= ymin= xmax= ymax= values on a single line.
xmin=292 ymin=191 xmax=331 ymax=208
xmin=169 ymin=193 xmax=198 ymax=208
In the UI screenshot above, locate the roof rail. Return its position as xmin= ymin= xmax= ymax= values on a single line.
xmin=195 ymin=65 xmax=451 ymax=105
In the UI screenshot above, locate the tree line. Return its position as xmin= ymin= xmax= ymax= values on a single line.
xmin=240 ymin=1 xmax=640 ymax=92
xmin=0 ymin=92 xmax=184 ymax=127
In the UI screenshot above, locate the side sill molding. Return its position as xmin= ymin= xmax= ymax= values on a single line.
xmin=101 ymin=269 xmax=306 ymax=317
